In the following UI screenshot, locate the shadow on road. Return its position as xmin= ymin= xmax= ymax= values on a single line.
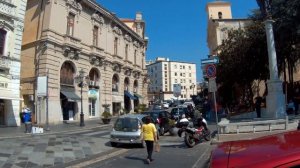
xmin=124 ymin=156 xmax=149 ymax=164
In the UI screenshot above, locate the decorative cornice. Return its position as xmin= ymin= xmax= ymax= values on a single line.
xmin=133 ymin=41 xmax=140 ymax=48
xmin=113 ymin=26 xmax=122 ymax=36
xmin=63 ymin=46 xmax=80 ymax=60
xmin=124 ymin=34 xmax=132 ymax=42
xmin=66 ymin=0 xmax=82 ymax=11
xmin=92 ymin=13 xmax=104 ymax=24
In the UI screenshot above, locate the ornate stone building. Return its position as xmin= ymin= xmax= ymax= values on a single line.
xmin=0 ymin=0 xmax=27 ymax=126
xmin=21 ymin=0 xmax=148 ymax=125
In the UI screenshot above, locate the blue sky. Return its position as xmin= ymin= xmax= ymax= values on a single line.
xmin=97 ymin=0 xmax=258 ymax=82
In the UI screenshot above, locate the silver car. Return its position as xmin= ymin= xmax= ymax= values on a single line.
xmin=110 ymin=114 xmax=158 ymax=148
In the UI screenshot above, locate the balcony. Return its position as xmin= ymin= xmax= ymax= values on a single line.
xmin=0 ymin=0 xmax=16 ymax=19
xmin=63 ymin=35 xmax=82 ymax=50
xmin=0 ymin=56 xmax=11 ymax=69
xmin=90 ymin=45 xmax=104 ymax=58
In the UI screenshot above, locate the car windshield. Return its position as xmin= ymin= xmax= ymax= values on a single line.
xmin=114 ymin=118 xmax=139 ymax=132
xmin=171 ymin=108 xmax=186 ymax=115
xmin=143 ymin=112 xmax=159 ymax=120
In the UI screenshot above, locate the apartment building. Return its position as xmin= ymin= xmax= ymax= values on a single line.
xmin=0 ymin=0 xmax=27 ymax=126
xmin=147 ymin=57 xmax=196 ymax=102
xmin=21 ymin=0 xmax=148 ymax=125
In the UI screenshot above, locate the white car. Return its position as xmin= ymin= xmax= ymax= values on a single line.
xmin=162 ymin=102 xmax=169 ymax=109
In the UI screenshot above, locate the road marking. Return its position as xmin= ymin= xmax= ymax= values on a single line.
xmin=192 ymin=144 xmax=210 ymax=168
xmin=83 ymin=131 xmax=109 ymax=136
xmin=66 ymin=149 xmax=129 ymax=168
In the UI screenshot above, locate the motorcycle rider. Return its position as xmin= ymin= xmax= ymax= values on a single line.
xmin=197 ymin=115 xmax=208 ymax=131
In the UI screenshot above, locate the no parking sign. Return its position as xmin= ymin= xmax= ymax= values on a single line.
xmin=205 ymin=64 xmax=216 ymax=78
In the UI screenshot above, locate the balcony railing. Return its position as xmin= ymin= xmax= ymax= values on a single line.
xmin=0 ymin=56 xmax=11 ymax=69
xmin=63 ymin=35 xmax=82 ymax=50
xmin=0 ymin=0 xmax=16 ymax=18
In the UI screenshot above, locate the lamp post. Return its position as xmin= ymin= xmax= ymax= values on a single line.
xmin=256 ymin=0 xmax=286 ymax=118
xmin=191 ymin=83 xmax=195 ymax=96
xmin=75 ymin=69 xmax=89 ymax=127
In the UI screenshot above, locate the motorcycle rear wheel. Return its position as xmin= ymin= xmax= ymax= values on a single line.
xmin=204 ymin=130 xmax=211 ymax=141
xmin=184 ymin=135 xmax=196 ymax=148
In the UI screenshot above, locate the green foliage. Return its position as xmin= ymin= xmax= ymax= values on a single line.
xmin=134 ymin=104 xmax=148 ymax=113
xmin=102 ymin=110 xmax=112 ymax=119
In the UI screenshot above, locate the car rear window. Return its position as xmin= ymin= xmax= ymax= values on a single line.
xmin=143 ymin=112 xmax=159 ymax=120
xmin=114 ymin=118 xmax=139 ymax=132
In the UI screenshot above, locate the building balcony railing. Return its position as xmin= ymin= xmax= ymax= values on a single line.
xmin=0 ymin=55 xmax=11 ymax=69
xmin=90 ymin=45 xmax=104 ymax=57
xmin=88 ymin=80 xmax=99 ymax=88
xmin=63 ymin=35 xmax=82 ymax=50
xmin=0 ymin=0 xmax=16 ymax=18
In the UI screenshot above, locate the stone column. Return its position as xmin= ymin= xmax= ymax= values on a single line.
xmin=264 ymin=20 xmax=286 ymax=118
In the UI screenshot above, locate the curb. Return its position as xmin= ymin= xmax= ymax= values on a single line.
xmin=0 ymin=123 xmax=113 ymax=140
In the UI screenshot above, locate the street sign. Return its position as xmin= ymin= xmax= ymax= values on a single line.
xmin=206 ymin=64 xmax=216 ymax=78
xmin=208 ymin=78 xmax=217 ymax=92
xmin=173 ymin=84 xmax=181 ymax=97
xmin=201 ymin=57 xmax=219 ymax=65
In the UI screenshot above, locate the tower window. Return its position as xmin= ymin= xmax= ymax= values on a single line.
xmin=218 ymin=12 xmax=223 ymax=19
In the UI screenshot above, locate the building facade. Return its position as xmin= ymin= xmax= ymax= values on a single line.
xmin=206 ymin=1 xmax=251 ymax=55
xmin=0 ymin=0 xmax=27 ymax=126
xmin=147 ymin=57 xmax=197 ymax=102
xmin=21 ymin=0 xmax=148 ymax=125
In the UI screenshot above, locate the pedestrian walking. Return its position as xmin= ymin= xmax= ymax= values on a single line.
xmin=142 ymin=116 xmax=157 ymax=164
xmin=255 ymin=96 xmax=262 ymax=118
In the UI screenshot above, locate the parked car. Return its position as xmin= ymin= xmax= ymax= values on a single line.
xmin=170 ymin=107 xmax=190 ymax=121
xmin=142 ymin=110 xmax=171 ymax=136
xmin=110 ymin=114 xmax=159 ymax=148
xmin=210 ymin=130 xmax=300 ymax=168
xmin=183 ymin=101 xmax=195 ymax=108
xmin=162 ymin=102 xmax=169 ymax=109
xmin=152 ymin=104 xmax=162 ymax=110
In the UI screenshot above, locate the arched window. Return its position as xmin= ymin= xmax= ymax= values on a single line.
xmin=60 ymin=62 xmax=75 ymax=85
xmin=218 ymin=12 xmax=223 ymax=19
xmin=133 ymin=80 xmax=138 ymax=93
xmin=89 ymin=68 xmax=100 ymax=87
xmin=124 ymin=77 xmax=130 ymax=91
xmin=0 ymin=29 xmax=7 ymax=55
xmin=112 ymin=74 xmax=119 ymax=92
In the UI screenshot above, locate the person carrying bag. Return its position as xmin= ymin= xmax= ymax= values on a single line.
xmin=142 ymin=116 xmax=158 ymax=164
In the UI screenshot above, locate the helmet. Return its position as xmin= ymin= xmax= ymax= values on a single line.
xmin=182 ymin=114 xmax=186 ymax=118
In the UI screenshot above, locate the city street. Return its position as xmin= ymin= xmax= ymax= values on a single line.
xmin=0 ymin=120 xmax=217 ymax=168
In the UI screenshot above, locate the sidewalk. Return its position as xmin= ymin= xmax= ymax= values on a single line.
xmin=0 ymin=117 xmax=114 ymax=139
xmin=211 ymin=114 xmax=300 ymax=144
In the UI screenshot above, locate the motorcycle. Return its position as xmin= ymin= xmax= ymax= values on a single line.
xmin=177 ymin=120 xmax=211 ymax=148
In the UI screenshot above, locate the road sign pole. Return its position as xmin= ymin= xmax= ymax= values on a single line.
xmin=213 ymin=91 xmax=219 ymax=141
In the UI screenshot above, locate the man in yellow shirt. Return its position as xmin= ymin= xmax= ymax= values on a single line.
xmin=142 ymin=116 xmax=158 ymax=164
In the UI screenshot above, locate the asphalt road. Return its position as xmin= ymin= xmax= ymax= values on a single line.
xmin=57 ymin=125 xmax=216 ymax=168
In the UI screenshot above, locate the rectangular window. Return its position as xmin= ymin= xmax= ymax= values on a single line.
xmin=0 ymin=29 xmax=7 ymax=55
xmin=67 ymin=13 xmax=75 ymax=36
xmin=189 ymin=66 xmax=191 ymax=70
xmin=93 ymin=26 xmax=99 ymax=46
xmin=175 ymin=79 xmax=177 ymax=83
xmin=125 ymin=44 xmax=129 ymax=60
xmin=189 ymin=73 xmax=191 ymax=77
xmin=114 ymin=37 xmax=118 ymax=55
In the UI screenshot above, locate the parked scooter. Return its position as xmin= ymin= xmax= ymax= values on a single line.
xmin=177 ymin=115 xmax=211 ymax=148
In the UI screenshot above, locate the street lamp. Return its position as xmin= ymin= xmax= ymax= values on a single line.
xmin=190 ymin=83 xmax=196 ymax=95
xmin=256 ymin=0 xmax=286 ymax=118
xmin=75 ymin=69 xmax=89 ymax=127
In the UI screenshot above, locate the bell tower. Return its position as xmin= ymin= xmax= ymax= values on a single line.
xmin=206 ymin=1 xmax=232 ymax=20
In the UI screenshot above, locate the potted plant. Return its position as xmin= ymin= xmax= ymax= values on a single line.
xmin=168 ymin=119 xmax=178 ymax=136
xmin=102 ymin=104 xmax=112 ymax=124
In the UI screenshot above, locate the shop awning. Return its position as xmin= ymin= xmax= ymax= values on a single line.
xmin=61 ymin=90 xmax=81 ymax=102
xmin=134 ymin=93 xmax=143 ymax=99
xmin=124 ymin=91 xmax=137 ymax=100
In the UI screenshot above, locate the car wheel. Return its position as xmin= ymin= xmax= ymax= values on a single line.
xmin=160 ymin=127 xmax=165 ymax=136
xmin=110 ymin=142 xmax=117 ymax=147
